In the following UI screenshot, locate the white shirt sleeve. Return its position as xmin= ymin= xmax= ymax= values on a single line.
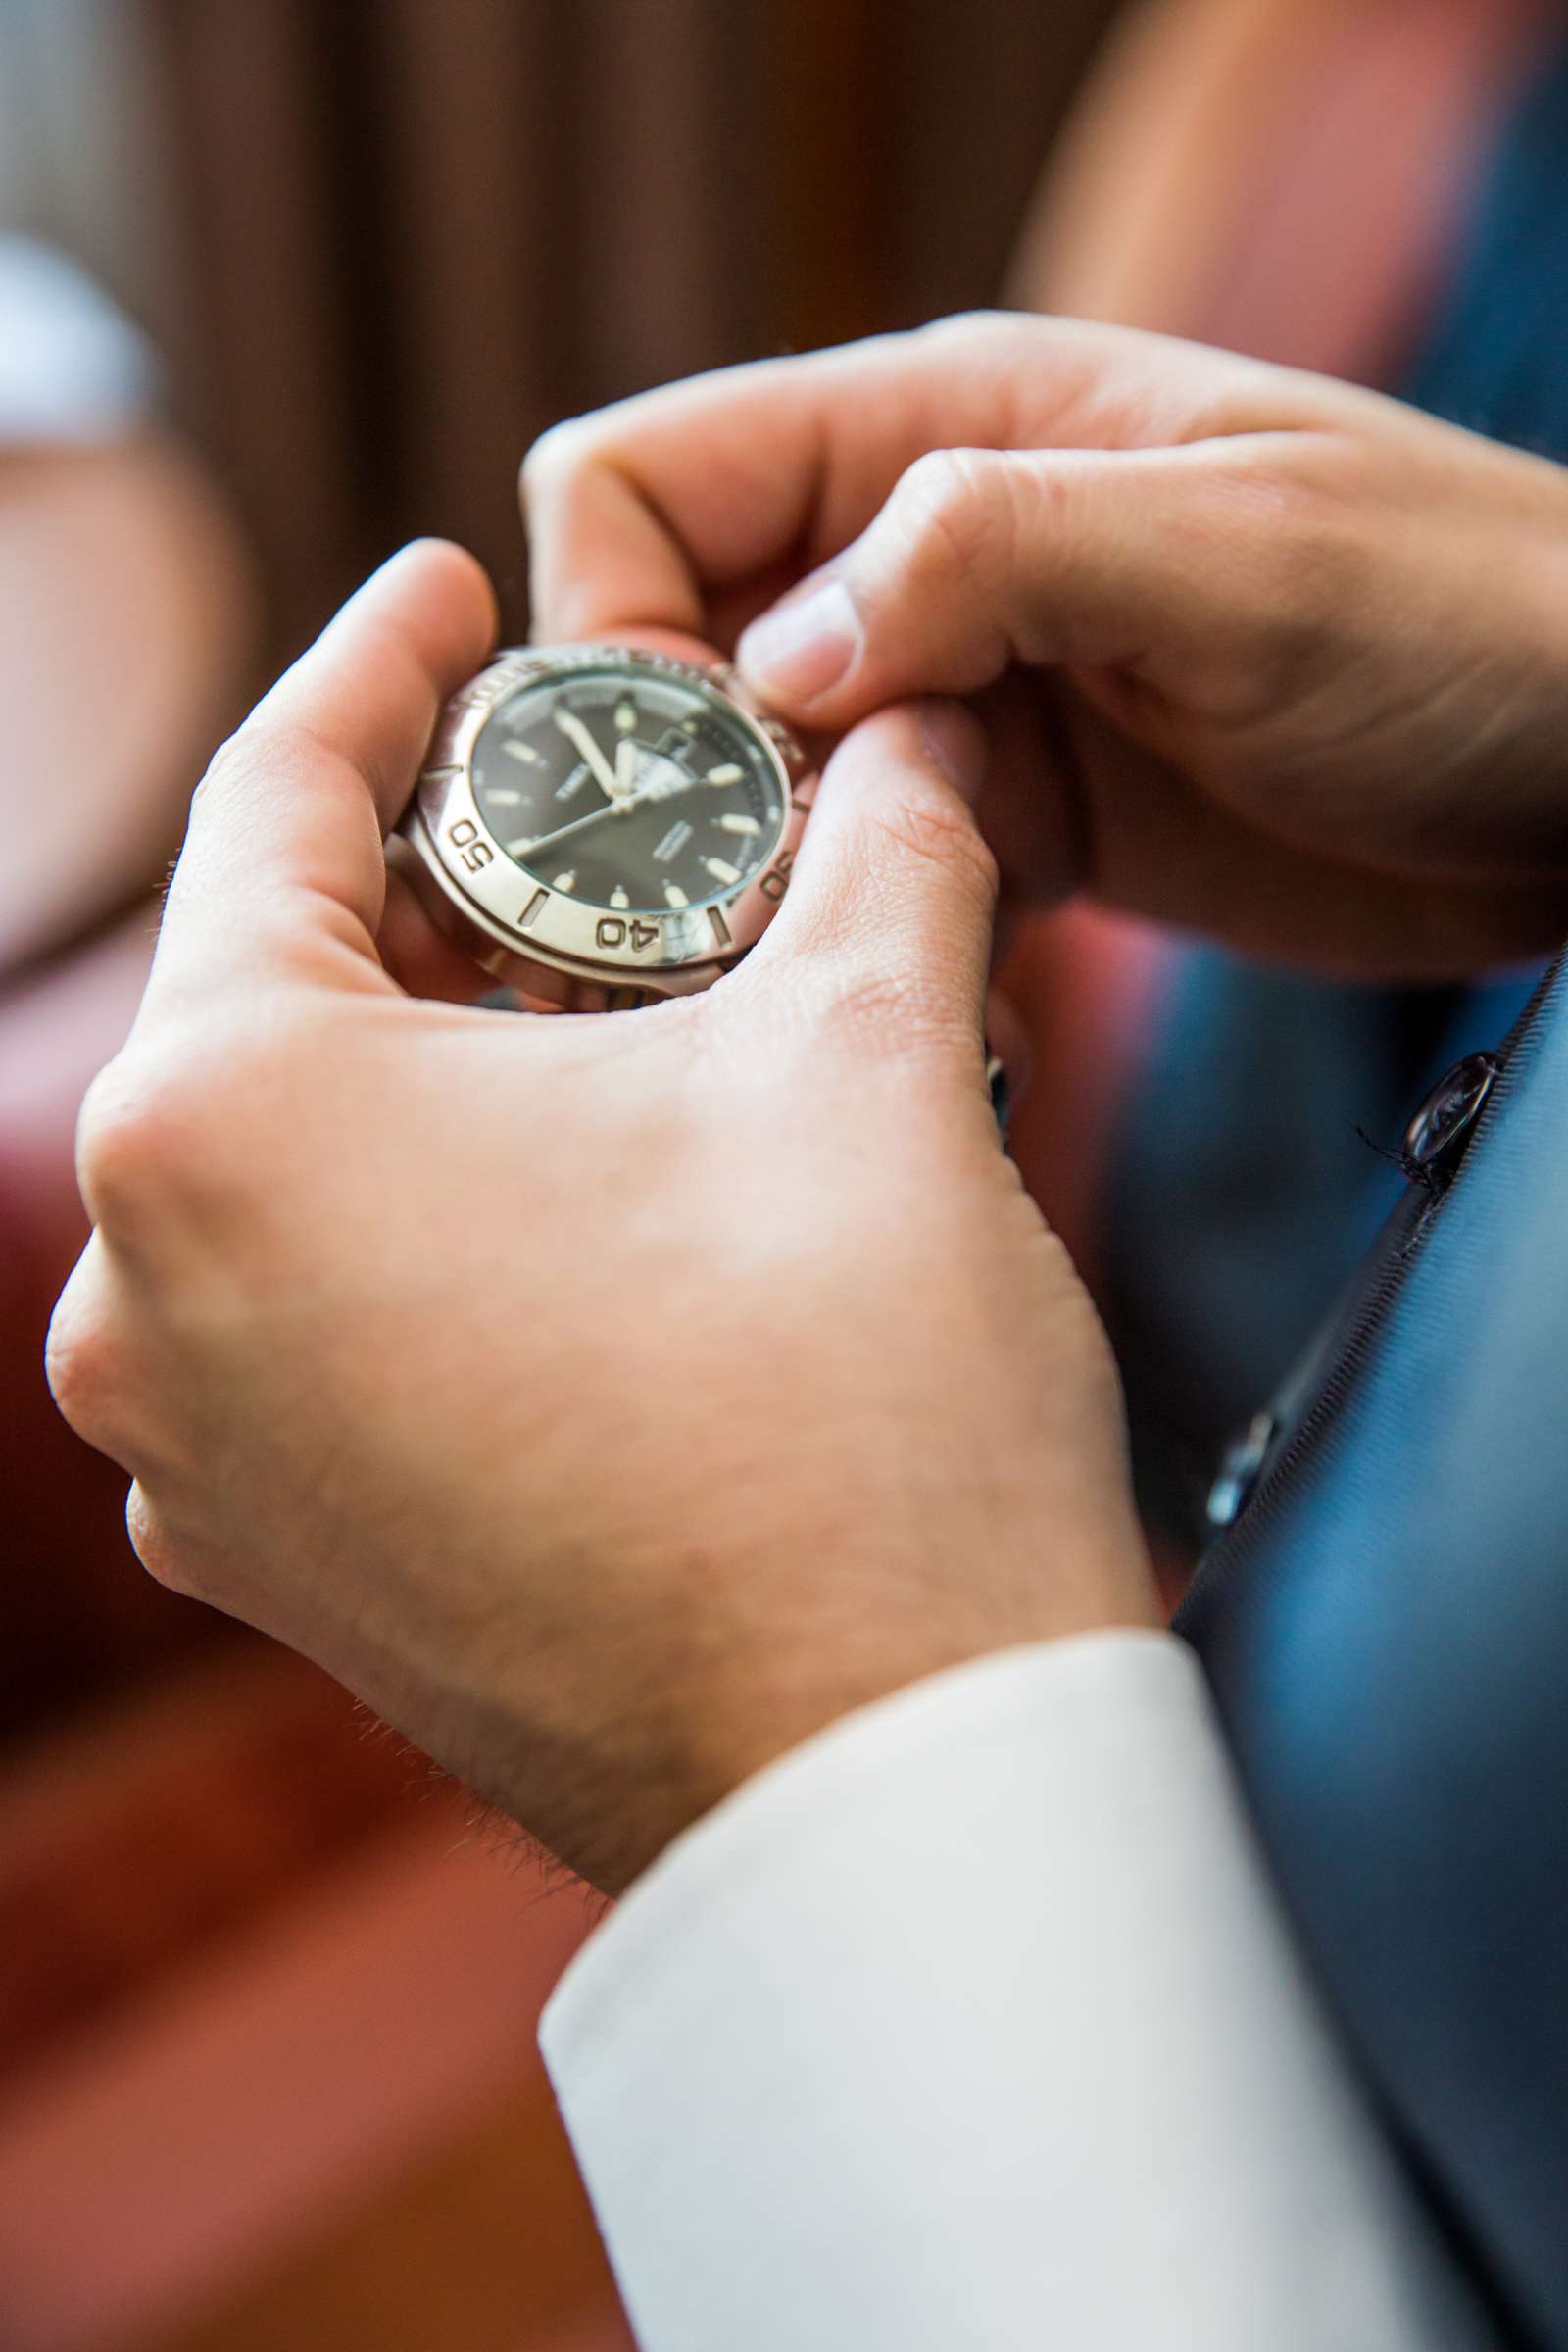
xmin=541 ymin=1631 xmax=1494 ymax=2351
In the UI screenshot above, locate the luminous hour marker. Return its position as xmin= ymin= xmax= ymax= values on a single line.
xmin=663 ymin=882 xmax=689 ymax=908
xmin=487 ymin=786 xmax=521 ymax=806
xmin=706 ymin=762 xmax=744 ymax=786
xmin=716 ymin=812 xmax=761 ymax=835
xmin=704 ymin=856 xmax=741 ymax=886
xmin=503 ymin=739 xmax=540 ymax=763
xmin=609 ymin=885 xmax=630 ymax=909
xmin=553 ymin=870 xmax=576 ymax=892
xmin=614 ymin=700 xmax=637 ymax=731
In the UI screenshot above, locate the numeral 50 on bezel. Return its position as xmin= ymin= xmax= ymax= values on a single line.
xmin=447 ymin=817 xmax=493 ymax=874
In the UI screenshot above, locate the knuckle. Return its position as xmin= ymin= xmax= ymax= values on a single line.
xmin=882 ymin=448 xmax=1014 ymax=594
xmin=195 ymin=716 xmax=328 ymax=814
xmin=44 ymin=1263 xmax=121 ymax=1445
xmin=888 ymin=446 xmax=978 ymax=538
xmin=126 ymin=1488 xmax=197 ymax=1596
xmin=810 ymin=957 xmax=981 ymax=1075
xmin=1178 ymin=437 xmax=1372 ymax=723
xmin=520 ymin=416 xmax=597 ymax=509
xmin=74 ymin=1058 xmax=167 ymax=1237
xmin=74 ymin=1056 xmax=197 ymax=1241
xmin=74 ymin=1031 xmax=269 ymax=1247
xmin=870 ymin=779 xmax=999 ymax=906
xmin=1229 ymin=436 xmax=1368 ymax=617
xmin=916 ymin=307 xmax=1013 ymax=354
xmin=190 ymin=723 xmax=260 ymax=811
xmin=186 ymin=727 xmax=270 ymax=840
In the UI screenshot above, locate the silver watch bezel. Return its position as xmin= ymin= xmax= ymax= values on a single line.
xmin=397 ymin=644 xmax=813 ymax=1007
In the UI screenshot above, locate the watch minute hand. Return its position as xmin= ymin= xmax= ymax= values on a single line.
xmin=616 ymin=734 xmax=638 ymax=795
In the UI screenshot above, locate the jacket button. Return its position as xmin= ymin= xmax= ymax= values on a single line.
xmin=985 ymin=1050 xmax=1011 ymax=1138
xmin=1403 ymin=1052 xmax=1499 ymax=1177
xmin=1206 ymin=1410 xmax=1281 ymax=1532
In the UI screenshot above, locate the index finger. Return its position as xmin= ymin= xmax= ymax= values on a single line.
xmin=147 ymin=539 xmax=496 ymax=1010
xmin=519 ymin=314 xmax=1306 ymax=646
xmin=521 ymin=320 xmax=1032 ymax=644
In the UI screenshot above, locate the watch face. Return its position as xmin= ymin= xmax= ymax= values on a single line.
xmin=469 ymin=663 xmax=787 ymax=915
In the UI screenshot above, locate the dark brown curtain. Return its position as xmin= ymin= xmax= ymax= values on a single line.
xmin=136 ymin=0 xmax=1118 ymax=661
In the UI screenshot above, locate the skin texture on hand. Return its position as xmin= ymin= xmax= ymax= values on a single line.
xmin=45 ymin=543 xmax=1157 ymax=1895
xmin=523 ymin=311 xmax=1568 ymax=979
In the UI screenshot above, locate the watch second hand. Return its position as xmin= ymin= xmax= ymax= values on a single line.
xmin=513 ymin=749 xmax=709 ymax=862
xmin=513 ymin=790 xmax=649 ymax=862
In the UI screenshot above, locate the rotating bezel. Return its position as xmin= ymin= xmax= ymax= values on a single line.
xmin=402 ymin=645 xmax=810 ymax=1001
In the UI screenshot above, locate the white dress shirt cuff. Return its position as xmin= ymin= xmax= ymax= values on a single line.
xmin=542 ymin=1630 xmax=1488 ymax=2350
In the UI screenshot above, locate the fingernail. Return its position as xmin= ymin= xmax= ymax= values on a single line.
xmin=738 ymin=575 xmax=861 ymax=705
xmin=917 ymin=699 xmax=987 ymax=805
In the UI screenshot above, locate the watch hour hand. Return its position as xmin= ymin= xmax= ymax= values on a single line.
xmin=555 ymin=710 xmax=622 ymax=803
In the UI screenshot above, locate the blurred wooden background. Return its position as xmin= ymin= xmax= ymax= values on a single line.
xmin=2 ymin=7 xmax=1126 ymax=2348
xmin=137 ymin=0 xmax=1119 ymax=657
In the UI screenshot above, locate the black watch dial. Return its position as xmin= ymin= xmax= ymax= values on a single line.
xmin=470 ymin=665 xmax=786 ymax=915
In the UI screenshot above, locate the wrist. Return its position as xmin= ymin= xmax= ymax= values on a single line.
xmin=550 ymin=1529 xmax=1159 ymax=1895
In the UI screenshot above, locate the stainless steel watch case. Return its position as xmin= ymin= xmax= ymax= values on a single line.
xmin=393 ymin=643 xmax=815 ymax=1012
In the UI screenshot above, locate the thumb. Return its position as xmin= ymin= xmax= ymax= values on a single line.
xmin=749 ymin=699 xmax=999 ymax=1083
xmin=734 ymin=441 xmax=1262 ymax=725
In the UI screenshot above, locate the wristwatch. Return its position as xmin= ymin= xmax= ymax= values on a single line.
xmin=395 ymin=640 xmax=1011 ymax=1129
xmin=394 ymin=643 xmax=815 ymax=1010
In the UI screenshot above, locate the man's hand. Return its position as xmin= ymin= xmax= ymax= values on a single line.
xmin=524 ymin=311 xmax=1568 ymax=978
xmin=46 ymin=542 xmax=1156 ymax=1894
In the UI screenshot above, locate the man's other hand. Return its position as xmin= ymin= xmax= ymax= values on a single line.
xmin=524 ymin=312 xmax=1568 ymax=979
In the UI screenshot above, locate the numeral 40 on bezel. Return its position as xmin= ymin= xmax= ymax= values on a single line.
xmin=596 ymin=916 xmax=660 ymax=953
